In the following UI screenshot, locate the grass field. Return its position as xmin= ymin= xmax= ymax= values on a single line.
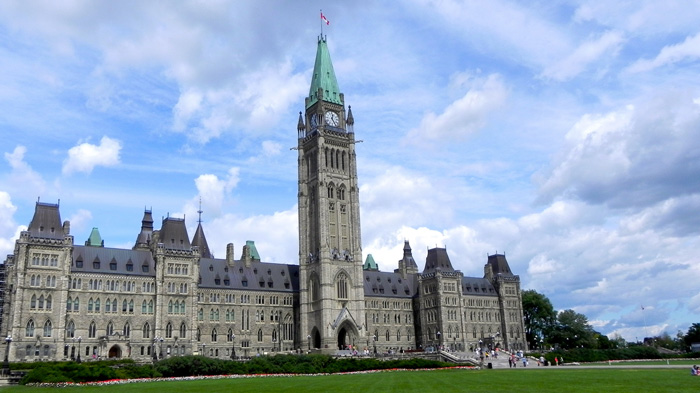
xmin=3 ymin=367 xmax=698 ymax=393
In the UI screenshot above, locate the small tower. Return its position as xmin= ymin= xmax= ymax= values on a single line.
xmin=134 ymin=208 xmax=154 ymax=250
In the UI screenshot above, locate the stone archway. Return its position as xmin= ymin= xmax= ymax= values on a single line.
xmin=313 ymin=329 xmax=321 ymax=349
xmin=108 ymin=345 xmax=122 ymax=359
xmin=337 ymin=321 xmax=358 ymax=350
xmin=338 ymin=326 xmax=348 ymax=350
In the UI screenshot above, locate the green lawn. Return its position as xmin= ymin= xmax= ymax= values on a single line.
xmin=4 ymin=368 xmax=698 ymax=393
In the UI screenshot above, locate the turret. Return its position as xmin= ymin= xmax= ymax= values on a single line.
xmin=346 ymin=106 xmax=354 ymax=134
xmin=134 ymin=208 xmax=154 ymax=250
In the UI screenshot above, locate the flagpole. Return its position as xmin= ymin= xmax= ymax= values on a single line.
xmin=320 ymin=9 xmax=324 ymax=36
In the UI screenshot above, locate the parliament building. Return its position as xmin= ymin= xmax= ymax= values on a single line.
xmin=1 ymin=36 xmax=527 ymax=362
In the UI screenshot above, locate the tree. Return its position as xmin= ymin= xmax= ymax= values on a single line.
xmin=683 ymin=323 xmax=700 ymax=351
xmin=521 ymin=290 xmax=556 ymax=350
xmin=549 ymin=309 xmax=596 ymax=349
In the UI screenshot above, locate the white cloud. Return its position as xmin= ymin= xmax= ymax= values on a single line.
xmin=627 ymin=32 xmax=700 ymax=73
xmin=184 ymin=167 xmax=241 ymax=220
xmin=67 ymin=209 xmax=93 ymax=235
xmin=541 ymin=31 xmax=625 ymax=81
xmin=535 ymin=93 xmax=700 ymax=211
xmin=203 ymin=208 xmax=298 ymax=263
xmin=0 ymin=191 xmax=24 ymax=259
xmin=3 ymin=145 xmax=46 ymax=198
xmin=62 ymin=136 xmax=122 ymax=175
xmin=406 ymin=74 xmax=506 ymax=143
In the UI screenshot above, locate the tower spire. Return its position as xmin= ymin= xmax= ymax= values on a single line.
xmin=197 ymin=196 xmax=203 ymax=224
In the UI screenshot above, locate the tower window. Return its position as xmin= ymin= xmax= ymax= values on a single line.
xmin=337 ymin=273 xmax=348 ymax=299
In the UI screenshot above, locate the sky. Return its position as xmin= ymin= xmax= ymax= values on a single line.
xmin=1 ymin=0 xmax=699 ymax=343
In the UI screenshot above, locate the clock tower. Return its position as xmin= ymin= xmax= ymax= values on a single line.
xmin=297 ymin=36 xmax=365 ymax=352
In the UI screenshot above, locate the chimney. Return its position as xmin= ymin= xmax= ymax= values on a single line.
xmin=226 ymin=243 xmax=234 ymax=266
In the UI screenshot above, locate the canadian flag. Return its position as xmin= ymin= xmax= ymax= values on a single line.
xmin=321 ymin=12 xmax=330 ymax=25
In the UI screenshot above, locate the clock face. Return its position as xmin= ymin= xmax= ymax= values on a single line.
xmin=324 ymin=111 xmax=339 ymax=127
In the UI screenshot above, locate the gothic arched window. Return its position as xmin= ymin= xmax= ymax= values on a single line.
xmin=336 ymin=273 xmax=348 ymax=299
xmin=66 ymin=320 xmax=75 ymax=338
xmin=25 ymin=320 xmax=35 ymax=337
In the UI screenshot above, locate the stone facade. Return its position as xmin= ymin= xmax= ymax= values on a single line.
xmin=0 ymin=36 xmax=527 ymax=362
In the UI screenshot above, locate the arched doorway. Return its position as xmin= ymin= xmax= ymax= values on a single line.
xmin=338 ymin=326 xmax=348 ymax=350
xmin=108 ymin=345 xmax=122 ymax=358
xmin=313 ymin=329 xmax=321 ymax=349
xmin=337 ymin=321 xmax=358 ymax=350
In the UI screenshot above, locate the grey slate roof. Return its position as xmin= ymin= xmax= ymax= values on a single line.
xmin=28 ymin=202 xmax=64 ymax=239
xmin=192 ymin=223 xmax=212 ymax=258
xmin=159 ymin=217 xmax=191 ymax=251
xmin=461 ymin=276 xmax=498 ymax=297
xmin=71 ymin=245 xmax=156 ymax=277
xmin=198 ymin=257 xmax=299 ymax=292
xmin=422 ymin=247 xmax=455 ymax=274
xmin=363 ymin=270 xmax=418 ymax=298
xmin=487 ymin=254 xmax=514 ymax=276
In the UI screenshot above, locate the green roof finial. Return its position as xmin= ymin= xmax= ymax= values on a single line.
xmin=363 ymin=254 xmax=379 ymax=271
xmin=85 ymin=227 xmax=104 ymax=247
xmin=307 ymin=36 xmax=342 ymax=109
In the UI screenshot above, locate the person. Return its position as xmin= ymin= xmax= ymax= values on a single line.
xmin=522 ymin=356 xmax=528 ymax=367
xmin=555 ymin=356 xmax=558 ymax=366
xmin=692 ymin=365 xmax=699 ymax=376
xmin=540 ymin=356 xmax=545 ymax=366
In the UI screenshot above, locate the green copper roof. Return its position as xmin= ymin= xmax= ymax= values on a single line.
xmin=363 ymin=254 xmax=379 ymax=271
xmin=246 ymin=240 xmax=261 ymax=261
xmin=307 ymin=36 xmax=342 ymax=109
xmin=86 ymin=227 xmax=104 ymax=247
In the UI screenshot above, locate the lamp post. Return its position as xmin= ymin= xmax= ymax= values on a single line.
xmin=202 ymin=343 xmax=206 ymax=357
xmin=373 ymin=335 xmax=377 ymax=356
xmin=76 ymin=336 xmax=82 ymax=363
xmin=307 ymin=335 xmax=311 ymax=352
xmin=159 ymin=337 xmax=164 ymax=359
xmin=231 ymin=334 xmax=236 ymax=360
xmin=437 ymin=331 xmax=441 ymax=351
xmin=151 ymin=337 xmax=158 ymax=362
xmin=2 ymin=335 xmax=12 ymax=376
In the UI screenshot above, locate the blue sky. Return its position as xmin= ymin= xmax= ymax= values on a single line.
xmin=1 ymin=1 xmax=700 ymax=343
